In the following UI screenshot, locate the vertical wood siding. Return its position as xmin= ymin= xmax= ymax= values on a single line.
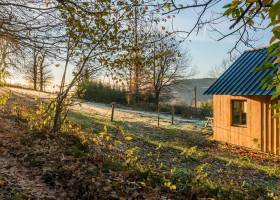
xmin=260 ymin=98 xmax=280 ymax=154
xmin=213 ymin=95 xmax=280 ymax=155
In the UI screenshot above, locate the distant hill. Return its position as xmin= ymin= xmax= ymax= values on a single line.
xmin=165 ymin=78 xmax=216 ymax=106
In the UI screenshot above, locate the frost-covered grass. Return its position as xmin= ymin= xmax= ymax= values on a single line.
xmin=8 ymin=86 xmax=208 ymax=128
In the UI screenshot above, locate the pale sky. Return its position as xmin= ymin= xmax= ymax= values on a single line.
xmin=8 ymin=4 xmax=272 ymax=87
xmin=169 ymin=5 xmax=272 ymax=78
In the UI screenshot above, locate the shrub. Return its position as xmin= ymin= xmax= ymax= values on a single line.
xmin=170 ymin=168 xmax=193 ymax=195
xmin=76 ymin=80 xmax=127 ymax=104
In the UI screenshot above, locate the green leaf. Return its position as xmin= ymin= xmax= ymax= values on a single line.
xmin=256 ymin=61 xmax=274 ymax=71
xmin=223 ymin=3 xmax=232 ymax=9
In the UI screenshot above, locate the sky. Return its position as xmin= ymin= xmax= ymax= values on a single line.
xmin=168 ymin=5 xmax=272 ymax=78
xmin=8 ymin=2 xmax=272 ymax=87
xmin=184 ymin=40 xmax=238 ymax=78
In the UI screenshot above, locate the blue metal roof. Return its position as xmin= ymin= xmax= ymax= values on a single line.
xmin=204 ymin=48 xmax=276 ymax=95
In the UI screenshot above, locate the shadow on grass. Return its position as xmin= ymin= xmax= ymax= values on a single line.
xmin=68 ymin=110 xmax=217 ymax=150
xmin=68 ymin=110 xmax=280 ymax=194
xmin=117 ymin=120 xmax=217 ymax=149
xmin=3 ymin=92 xmax=280 ymax=198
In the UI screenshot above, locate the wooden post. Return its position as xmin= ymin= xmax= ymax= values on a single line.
xmin=171 ymin=106 xmax=175 ymax=125
xmin=194 ymin=86 xmax=197 ymax=108
xmin=157 ymin=104 xmax=160 ymax=127
xmin=111 ymin=102 xmax=115 ymax=122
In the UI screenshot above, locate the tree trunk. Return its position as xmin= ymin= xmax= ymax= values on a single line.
xmin=128 ymin=66 xmax=132 ymax=105
xmin=39 ymin=67 xmax=43 ymax=91
xmin=33 ymin=63 xmax=37 ymax=90
xmin=155 ymin=91 xmax=160 ymax=109
xmin=52 ymin=97 xmax=63 ymax=134
xmin=33 ymin=49 xmax=38 ymax=90
xmin=39 ymin=52 xmax=46 ymax=92
xmin=171 ymin=106 xmax=174 ymax=125
xmin=157 ymin=102 xmax=160 ymax=127
xmin=133 ymin=5 xmax=140 ymax=104
xmin=155 ymin=91 xmax=160 ymax=127
xmin=134 ymin=66 xmax=140 ymax=104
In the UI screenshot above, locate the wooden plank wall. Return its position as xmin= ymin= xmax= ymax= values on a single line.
xmin=261 ymin=99 xmax=280 ymax=154
xmin=213 ymin=95 xmax=280 ymax=154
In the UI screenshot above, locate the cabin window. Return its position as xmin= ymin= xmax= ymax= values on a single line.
xmin=231 ymin=100 xmax=247 ymax=126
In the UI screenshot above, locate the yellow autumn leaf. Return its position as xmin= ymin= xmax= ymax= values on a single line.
xmin=125 ymin=136 xmax=133 ymax=141
xmin=270 ymin=35 xmax=277 ymax=44
xmin=105 ymin=135 xmax=110 ymax=141
xmin=274 ymin=58 xmax=280 ymax=64
xmin=164 ymin=182 xmax=171 ymax=187
xmin=164 ymin=182 xmax=177 ymax=190
xmin=170 ymin=185 xmax=176 ymax=190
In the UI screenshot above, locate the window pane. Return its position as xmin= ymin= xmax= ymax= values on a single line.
xmin=241 ymin=102 xmax=247 ymax=125
xmin=232 ymin=101 xmax=241 ymax=125
xmin=232 ymin=100 xmax=247 ymax=126
xmin=241 ymin=112 xmax=246 ymax=125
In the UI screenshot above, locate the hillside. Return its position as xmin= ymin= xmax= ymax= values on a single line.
xmin=167 ymin=78 xmax=216 ymax=106
xmin=1 ymin=87 xmax=280 ymax=199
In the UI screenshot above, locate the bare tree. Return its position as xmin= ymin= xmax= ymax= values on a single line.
xmin=160 ymin=0 xmax=275 ymax=55
xmin=0 ymin=36 xmax=25 ymax=84
xmin=38 ymin=54 xmax=53 ymax=91
xmin=24 ymin=47 xmax=45 ymax=90
xmin=0 ymin=1 xmax=63 ymax=50
xmin=147 ymin=34 xmax=194 ymax=111
xmin=38 ymin=51 xmax=46 ymax=91
xmin=0 ymin=1 xmax=62 ymax=88
xmin=108 ymin=11 xmax=164 ymax=104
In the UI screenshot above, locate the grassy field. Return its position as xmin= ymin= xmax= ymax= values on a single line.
xmin=67 ymin=110 xmax=280 ymax=199
xmin=1 ymin=90 xmax=280 ymax=199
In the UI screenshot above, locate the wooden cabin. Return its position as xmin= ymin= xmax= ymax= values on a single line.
xmin=204 ymin=48 xmax=280 ymax=154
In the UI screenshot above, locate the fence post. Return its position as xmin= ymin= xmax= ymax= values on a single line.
xmin=194 ymin=86 xmax=197 ymax=108
xmin=157 ymin=104 xmax=160 ymax=127
xmin=171 ymin=106 xmax=174 ymax=125
xmin=111 ymin=102 xmax=115 ymax=122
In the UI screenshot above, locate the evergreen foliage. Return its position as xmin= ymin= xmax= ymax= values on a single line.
xmin=77 ymin=80 xmax=127 ymax=104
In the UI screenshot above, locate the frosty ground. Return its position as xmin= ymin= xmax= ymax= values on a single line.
xmin=8 ymin=87 xmax=206 ymax=128
xmin=1 ymin=87 xmax=280 ymax=199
